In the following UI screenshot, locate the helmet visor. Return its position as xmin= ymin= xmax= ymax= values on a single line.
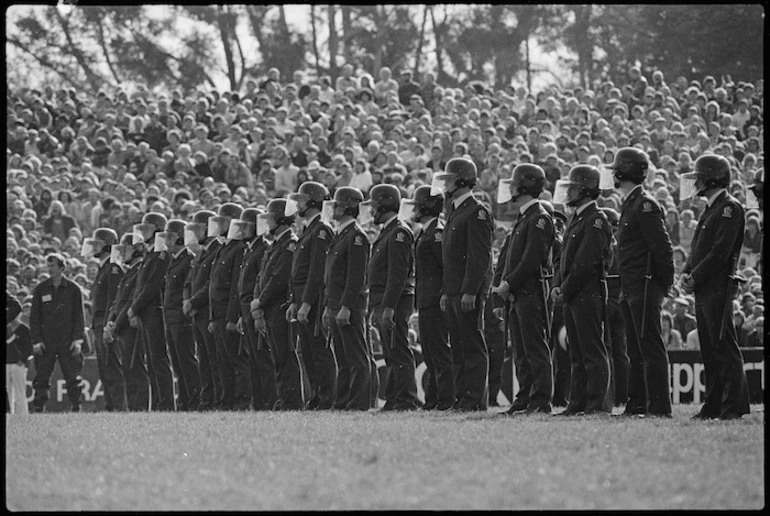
xmin=133 ymin=224 xmax=154 ymax=245
xmin=110 ymin=244 xmax=126 ymax=265
xmin=283 ymin=198 xmax=299 ymax=217
xmin=357 ymin=201 xmax=374 ymax=225
xmin=679 ymin=172 xmax=700 ymax=200
xmin=154 ymin=232 xmax=169 ymax=253
xmin=397 ymin=199 xmax=417 ymax=222
xmin=321 ymin=200 xmax=336 ymax=226
xmin=256 ymin=214 xmax=271 ymax=236
xmin=227 ymin=219 xmax=254 ymax=241
xmin=81 ymin=238 xmax=102 ymax=259
xmin=599 ymin=167 xmax=616 ymax=190
xmin=287 ymin=193 xmax=309 ymax=214
xmin=207 ymin=216 xmax=230 ymax=238
xmin=552 ymin=179 xmax=572 ymax=206
xmin=497 ymin=179 xmax=513 ymax=204
xmin=430 ymin=172 xmax=455 ymax=196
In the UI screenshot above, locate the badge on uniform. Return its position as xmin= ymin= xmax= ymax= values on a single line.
xmin=354 ymin=235 xmax=363 ymax=246
xmin=318 ymin=230 xmax=327 ymax=240
xmin=434 ymin=232 xmax=442 ymax=242
xmin=722 ymin=206 xmax=733 ymax=218
xmin=112 ymin=265 xmax=120 ymax=274
xmin=477 ymin=209 xmax=486 ymax=220
xmin=288 ymin=242 xmax=296 ymax=252
xmin=536 ymin=218 xmax=546 ymax=230
xmin=594 ymin=218 xmax=603 ymax=229
xmin=396 ymin=231 xmax=405 ymax=242
xmin=642 ymin=202 xmax=652 ymax=212
xmin=42 ymin=294 xmax=52 ymax=303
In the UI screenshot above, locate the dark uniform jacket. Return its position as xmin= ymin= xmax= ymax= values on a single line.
xmin=291 ymin=214 xmax=333 ymax=307
xmin=184 ymin=239 xmax=221 ymax=314
xmin=324 ymin=220 xmax=369 ymax=311
xmin=130 ymin=250 xmax=168 ymax=317
xmin=163 ymin=249 xmax=194 ymax=324
xmin=441 ymin=194 xmax=494 ymax=297
xmin=238 ymin=237 xmax=269 ymax=317
xmin=555 ymin=202 xmax=612 ymax=302
xmin=501 ymin=201 xmax=554 ymax=295
xmin=617 ymin=185 xmax=675 ymax=293
xmin=605 ymin=239 xmax=621 ymax=301
xmin=255 ymin=230 xmax=297 ymax=313
xmin=7 ymin=322 xmax=32 ymax=364
xmin=683 ymin=190 xmax=745 ymax=294
xmin=91 ymin=258 xmax=122 ymax=328
xmin=110 ymin=261 xmax=141 ymax=335
xmin=6 ymin=290 xmax=22 ymax=323
xmin=30 ymin=276 xmax=85 ymax=346
xmin=368 ymin=217 xmax=415 ymax=309
xmin=414 ymin=218 xmax=444 ymax=310
xmin=209 ymin=240 xmax=246 ymax=323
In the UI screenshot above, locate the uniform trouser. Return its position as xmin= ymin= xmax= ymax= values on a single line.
xmin=509 ymin=292 xmax=553 ymax=410
xmin=295 ymin=299 xmax=337 ymax=409
xmin=563 ymin=290 xmax=612 ymax=413
xmin=621 ymin=285 xmax=672 ymax=416
xmin=93 ymin=323 xmax=128 ymax=411
xmin=115 ymin=327 xmax=150 ymax=411
xmin=265 ymin=306 xmax=304 ymax=410
xmin=138 ymin=307 xmax=175 ymax=411
xmin=605 ymin=294 xmax=629 ymax=405
xmin=330 ymin=307 xmax=371 ymax=410
xmin=211 ymin=319 xmax=252 ymax=409
xmin=165 ymin=318 xmax=201 ymax=410
xmin=6 ymin=363 xmax=28 ymax=414
xmin=418 ymin=305 xmax=453 ymax=408
xmin=241 ymin=312 xmax=278 ymax=410
xmin=695 ymin=287 xmax=750 ymax=418
xmin=193 ymin=313 xmax=221 ymax=408
xmin=446 ymin=294 xmax=489 ymax=410
xmin=484 ymin=302 xmax=505 ymax=406
xmin=551 ymin=300 xmax=571 ymax=406
xmin=372 ymin=295 xmax=420 ymax=409
xmin=31 ymin=342 xmax=83 ymax=410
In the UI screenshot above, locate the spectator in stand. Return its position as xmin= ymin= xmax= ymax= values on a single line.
xmin=661 ymin=310 xmax=683 ymax=349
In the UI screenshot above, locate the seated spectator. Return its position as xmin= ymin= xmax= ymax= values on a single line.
xmin=661 ymin=310 xmax=683 ymax=349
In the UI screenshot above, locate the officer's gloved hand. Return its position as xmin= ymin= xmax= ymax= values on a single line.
xmin=226 ymin=321 xmax=238 ymax=333
xmin=550 ymin=286 xmax=564 ymax=304
xmin=440 ymin=294 xmax=448 ymax=312
xmin=336 ymin=306 xmax=351 ymax=327
xmin=285 ymin=303 xmax=297 ymax=323
xmin=103 ymin=326 xmax=113 ymax=343
xmin=322 ymin=307 xmax=332 ymax=330
xmin=129 ymin=316 xmax=140 ymax=328
xmin=182 ymin=300 xmax=193 ymax=316
xmin=494 ymin=281 xmax=511 ymax=300
xmin=297 ymin=302 xmax=311 ymax=324
xmin=33 ymin=342 xmax=45 ymax=355
xmin=254 ymin=316 xmax=266 ymax=335
xmin=381 ymin=307 xmax=395 ymax=330
xmin=679 ymin=274 xmax=695 ymax=294
xmin=208 ymin=321 xmax=216 ymax=334
xmin=70 ymin=339 xmax=83 ymax=355
xmin=236 ymin=317 xmax=243 ymax=334
xmin=460 ymin=294 xmax=476 ymax=313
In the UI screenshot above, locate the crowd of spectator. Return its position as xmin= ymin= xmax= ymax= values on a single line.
xmin=6 ymin=65 xmax=764 ymax=355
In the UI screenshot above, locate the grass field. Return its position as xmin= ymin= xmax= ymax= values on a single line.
xmin=5 ymin=404 xmax=764 ymax=511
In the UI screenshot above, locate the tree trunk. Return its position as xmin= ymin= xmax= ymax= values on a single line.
xmin=327 ymin=5 xmax=338 ymax=78
xmin=53 ymin=8 xmax=102 ymax=91
xmin=573 ymin=5 xmax=593 ymax=90
xmin=341 ymin=5 xmax=352 ymax=65
xmin=525 ymin=36 xmax=532 ymax=93
xmin=430 ymin=6 xmax=447 ymax=84
xmin=218 ymin=5 xmax=237 ymax=91
xmin=95 ymin=16 xmax=121 ymax=85
xmin=372 ymin=5 xmax=385 ymax=73
xmin=310 ymin=5 xmax=320 ymax=74
xmin=414 ymin=4 xmax=429 ymax=76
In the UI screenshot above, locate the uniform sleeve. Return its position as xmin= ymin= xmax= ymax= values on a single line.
xmin=493 ymin=232 xmax=511 ymax=287
xmin=383 ymin=228 xmax=413 ymax=309
xmin=341 ymin=233 xmax=369 ymax=308
xmin=183 ymin=262 xmax=194 ymax=303
xmin=70 ymin=284 xmax=86 ymax=343
xmin=505 ymin=215 xmax=554 ymax=291
xmin=252 ymin=245 xmax=268 ymax=301
xmin=191 ymin=249 xmax=215 ymax=310
xmin=6 ymin=291 xmax=22 ymax=323
xmin=690 ymin=203 xmax=744 ymax=287
xmin=461 ymin=206 xmax=494 ymax=296
xmin=301 ymin=226 xmax=332 ymax=306
xmin=259 ymin=244 xmax=294 ymax=310
xmin=29 ymin=287 xmax=43 ymax=344
xmin=226 ymin=248 xmax=244 ymax=323
xmin=107 ymin=265 xmax=122 ymax=307
xmin=560 ymin=216 xmax=611 ymax=301
xmin=131 ymin=255 xmax=166 ymax=314
xmin=637 ymin=201 xmax=675 ymax=290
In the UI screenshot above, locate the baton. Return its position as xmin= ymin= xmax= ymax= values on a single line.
xmin=640 ymin=253 xmax=652 ymax=339
xmin=503 ymin=297 xmax=513 ymax=404
xmin=719 ymin=253 xmax=746 ymax=340
xmin=289 ymin=318 xmax=298 ymax=353
xmin=539 ymin=265 xmax=553 ymax=341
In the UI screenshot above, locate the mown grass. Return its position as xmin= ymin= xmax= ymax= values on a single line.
xmin=5 ymin=404 xmax=764 ymax=511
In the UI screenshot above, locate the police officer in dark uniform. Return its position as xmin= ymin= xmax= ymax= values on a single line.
xmin=600 ymin=207 xmax=629 ymax=407
xmin=235 ymin=208 xmax=278 ymax=411
xmin=286 ymin=182 xmax=337 ymax=410
xmin=748 ymin=169 xmax=763 ymax=278
xmin=544 ymin=202 xmax=570 ymax=407
xmin=322 ymin=187 xmax=373 ymax=411
xmin=552 ymin=166 xmax=613 ymax=416
xmin=680 ymin=154 xmax=750 ymax=419
xmin=252 ymin=199 xmax=304 ymax=410
xmin=363 ymin=184 xmax=421 ymax=411
xmin=208 ymin=203 xmax=252 ymax=410
xmin=495 ymin=164 xmax=555 ymax=415
xmin=161 ymin=219 xmax=200 ymax=411
xmin=433 ymin=157 xmax=494 ymax=411
xmin=610 ymin=147 xmax=674 ymax=417
xmin=84 ymin=228 xmax=125 ymax=411
xmin=128 ymin=213 xmax=175 ymax=411
xmin=104 ymin=234 xmax=150 ymax=411
xmin=183 ymin=210 xmax=222 ymax=411
xmin=29 ymin=253 xmax=86 ymax=412
xmin=404 ymin=185 xmax=453 ymax=410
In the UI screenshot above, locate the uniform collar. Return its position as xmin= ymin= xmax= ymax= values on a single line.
xmin=453 ymin=190 xmax=474 ymax=209
xmin=173 ymin=248 xmax=187 ymax=260
xmin=623 ymin=184 xmax=643 ymax=201
xmin=421 ymin=217 xmax=437 ymax=230
xmin=381 ymin=214 xmax=398 ymax=229
xmin=576 ymin=200 xmax=597 ymax=216
xmin=204 ymin=238 xmax=218 ymax=251
xmin=706 ymin=188 xmax=727 ymax=208
xmin=273 ymin=227 xmax=291 ymax=242
xmin=99 ymin=255 xmax=110 ymax=267
xmin=518 ymin=198 xmax=539 ymax=215
xmin=336 ymin=218 xmax=356 ymax=234
xmin=303 ymin=212 xmax=321 ymax=228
